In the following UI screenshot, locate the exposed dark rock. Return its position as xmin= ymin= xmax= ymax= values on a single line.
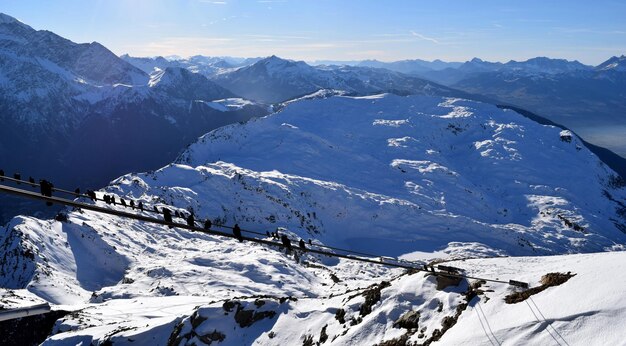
xmin=319 ymin=324 xmax=328 ymax=344
xmin=279 ymin=296 xmax=298 ymax=304
xmin=234 ymin=308 xmax=255 ymax=327
xmin=222 ymin=300 xmax=237 ymax=312
xmin=335 ymin=308 xmax=346 ymax=324
xmin=190 ymin=311 xmax=207 ymax=329
xmin=359 ymin=281 xmax=391 ymax=317
xmin=436 ymin=275 xmax=463 ymax=290
xmin=376 ymin=334 xmax=410 ymax=346
xmin=505 ymin=272 xmax=576 ymax=304
xmin=198 ymin=330 xmax=226 ymax=344
xmin=394 ymin=310 xmax=420 ymax=330
xmin=0 ymin=310 xmax=69 ymax=346
xmin=232 ymin=302 xmax=277 ymax=328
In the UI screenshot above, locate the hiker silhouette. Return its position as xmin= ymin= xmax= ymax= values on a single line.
xmin=233 ymin=224 xmax=243 ymax=242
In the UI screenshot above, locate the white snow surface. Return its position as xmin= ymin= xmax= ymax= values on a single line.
xmin=177 ymin=94 xmax=626 ymax=256
xmin=439 ymin=252 xmax=626 ymax=346
xmin=210 ymin=98 xmax=257 ymax=111
xmin=1 ymin=94 xmax=626 ymax=345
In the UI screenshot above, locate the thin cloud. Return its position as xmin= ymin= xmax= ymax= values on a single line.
xmin=198 ymin=0 xmax=227 ymax=4
xmin=410 ymin=31 xmax=439 ymax=44
xmin=373 ymin=33 xmax=410 ymax=38
xmin=243 ymin=34 xmax=312 ymax=40
xmin=122 ymin=36 xmax=343 ymax=60
xmin=555 ymin=27 xmax=626 ymax=35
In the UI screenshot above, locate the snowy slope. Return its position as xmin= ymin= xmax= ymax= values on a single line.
xmin=177 ymin=94 xmax=626 ymax=256
xmin=154 ymin=251 xmax=626 ymax=346
xmin=439 ymin=252 xmax=626 ymax=346
xmin=1 ymin=94 xmax=626 ymax=344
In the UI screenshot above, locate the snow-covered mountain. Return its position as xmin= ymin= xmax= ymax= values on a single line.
xmin=148 ymin=67 xmax=234 ymax=100
xmin=505 ymin=57 xmax=591 ymax=74
xmin=0 ymin=13 xmax=145 ymax=127
xmin=1 ymin=94 xmax=625 ymax=344
xmin=420 ymin=56 xmax=626 ymax=158
xmin=122 ymin=53 xmax=626 ymax=161
xmin=119 ymin=54 xmax=173 ymax=74
xmin=355 ymin=59 xmax=463 ymax=75
xmin=212 ymin=55 xmax=467 ymax=103
xmin=420 ymin=57 xmax=592 ymax=85
xmin=2 ymin=12 xmax=626 ymax=345
xmin=121 ymin=54 xmax=261 ymax=77
xmin=0 ymin=13 xmax=268 ymax=223
xmin=596 ymin=55 xmax=626 ymax=72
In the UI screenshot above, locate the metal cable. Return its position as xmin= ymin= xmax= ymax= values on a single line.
xmin=1 ymin=183 xmax=520 ymax=286
xmin=0 ymin=174 xmax=419 ymax=264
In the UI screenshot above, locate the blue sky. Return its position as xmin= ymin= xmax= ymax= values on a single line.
xmin=2 ymin=0 xmax=625 ymax=64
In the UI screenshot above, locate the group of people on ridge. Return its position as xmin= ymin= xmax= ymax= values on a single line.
xmin=1 ymin=169 xmax=312 ymax=257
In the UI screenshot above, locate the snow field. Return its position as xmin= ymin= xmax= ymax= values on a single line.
xmin=1 ymin=93 xmax=625 ymax=344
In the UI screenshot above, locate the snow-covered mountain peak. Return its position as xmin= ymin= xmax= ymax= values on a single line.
xmin=455 ymin=57 xmax=592 ymax=76
xmin=256 ymin=55 xmax=315 ymax=76
xmin=459 ymin=58 xmax=503 ymax=72
xmin=596 ymin=55 xmax=626 ymax=71
xmin=121 ymin=54 xmax=254 ymax=78
xmin=149 ymin=66 xmax=203 ymax=88
xmin=148 ymin=67 xmax=183 ymax=87
xmin=0 ymin=12 xmax=30 ymax=29
xmin=214 ymin=55 xmax=463 ymax=103
xmin=505 ymin=57 xmax=592 ymax=74
xmin=0 ymin=15 xmax=148 ymax=87
xmin=0 ymin=13 xmax=36 ymax=43
xmin=148 ymin=66 xmax=235 ymax=100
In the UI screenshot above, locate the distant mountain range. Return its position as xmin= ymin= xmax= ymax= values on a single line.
xmin=123 ymin=52 xmax=626 ymax=158
xmin=418 ymin=56 xmax=626 ymax=158
xmin=122 ymin=54 xmax=470 ymax=104
xmin=419 ymin=57 xmax=594 ymax=84
xmin=211 ymin=55 xmax=471 ymax=103
xmin=311 ymin=58 xmax=463 ymax=74
xmin=121 ymin=54 xmax=261 ymax=77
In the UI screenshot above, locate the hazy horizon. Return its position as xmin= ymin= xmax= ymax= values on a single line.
xmin=2 ymin=0 xmax=625 ymax=65
xmin=121 ymin=53 xmax=621 ymax=66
